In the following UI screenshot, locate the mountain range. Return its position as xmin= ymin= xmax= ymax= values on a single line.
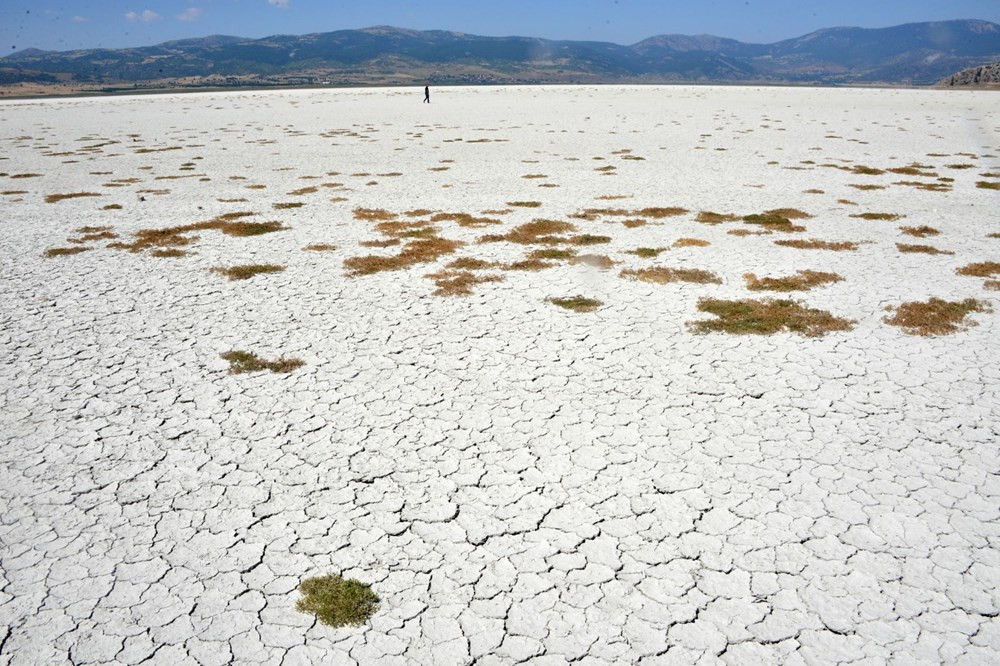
xmin=2 ymin=19 xmax=999 ymax=92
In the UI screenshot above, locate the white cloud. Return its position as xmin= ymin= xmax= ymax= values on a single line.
xmin=268 ymin=0 xmax=290 ymax=8
xmin=72 ymin=16 xmax=88 ymax=23
xmin=177 ymin=8 xmax=204 ymax=22
xmin=125 ymin=10 xmax=162 ymax=23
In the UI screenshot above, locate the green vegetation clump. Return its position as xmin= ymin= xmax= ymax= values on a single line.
xmin=295 ymin=575 xmax=380 ymax=628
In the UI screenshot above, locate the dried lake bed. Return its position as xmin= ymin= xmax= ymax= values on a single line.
xmin=1 ymin=85 xmax=999 ymax=664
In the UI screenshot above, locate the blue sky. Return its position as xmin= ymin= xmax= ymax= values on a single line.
xmin=3 ymin=0 xmax=999 ymax=52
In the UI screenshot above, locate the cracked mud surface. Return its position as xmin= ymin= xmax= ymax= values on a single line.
xmin=1 ymin=86 xmax=999 ymax=664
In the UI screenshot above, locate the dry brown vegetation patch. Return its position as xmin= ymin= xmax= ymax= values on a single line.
xmin=742 ymin=212 xmax=805 ymax=233
xmin=621 ymin=219 xmax=647 ymax=228
xmin=548 ymin=296 xmax=602 ymax=312
xmin=956 ymin=262 xmax=1000 ymax=278
xmin=274 ymin=202 xmax=305 ymax=209
xmin=673 ymin=238 xmax=710 ymax=248
xmin=504 ymin=258 xmax=556 ymax=271
xmin=569 ymin=234 xmax=612 ymax=246
xmin=529 ymin=248 xmax=576 ymax=260
xmin=691 ymin=298 xmax=854 ymax=337
xmin=221 ymin=350 xmax=304 ymax=374
xmin=696 ymin=211 xmax=740 ymax=224
xmin=304 ymin=244 xmax=337 ymax=251
xmin=765 ymin=208 xmax=813 ymax=219
xmin=977 ymin=181 xmax=1000 ymax=190
xmin=883 ymin=298 xmax=990 ymax=336
xmin=896 ymin=243 xmax=953 ymax=255
xmin=744 ymin=270 xmax=843 ymax=292
xmin=44 ymin=247 xmax=91 ymax=258
xmin=480 ymin=219 xmax=576 ymax=245
xmin=638 ymin=207 xmax=688 ymax=219
xmin=354 ymin=208 xmax=397 ymax=221
xmin=900 ymin=226 xmax=939 ymax=238
xmin=620 ymin=266 xmax=721 ymax=285
xmin=45 ymin=192 xmax=101 ymax=203
xmin=627 ymin=247 xmax=668 ymax=258
xmin=507 ymin=201 xmax=542 ymax=208
xmin=430 ymin=212 xmax=502 ymax=228
xmin=851 ymin=212 xmax=903 ymax=221
xmin=446 ymin=257 xmax=498 ymax=270
xmin=344 ymin=237 xmax=463 ymax=276
xmin=212 ymin=264 xmax=286 ymax=280
xmin=849 ymin=184 xmax=887 ymax=191
xmin=775 ymin=239 xmax=860 ymax=251
xmin=151 ymin=249 xmax=187 ymax=258
xmin=425 ymin=270 xmax=503 ymax=296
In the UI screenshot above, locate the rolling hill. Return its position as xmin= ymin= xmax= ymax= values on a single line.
xmin=2 ymin=19 xmax=998 ymax=92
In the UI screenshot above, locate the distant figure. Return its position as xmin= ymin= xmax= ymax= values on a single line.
xmin=423 ymin=85 xmax=430 ymax=104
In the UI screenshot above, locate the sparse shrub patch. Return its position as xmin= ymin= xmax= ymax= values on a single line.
xmin=45 ymin=192 xmax=101 ymax=203
xmin=507 ymin=201 xmax=542 ymax=208
xmin=44 ymin=247 xmax=91 ymax=258
xmin=548 ymin=296 xmax=603 ymax=312
xmin=504 ymin=258 xmax=555 ymax=271
xmin=569 ymin=234 xmax=612 ymax=246
xmin=425 ymin=270 xmax=503 ymax=296
xmin=696 ymin=211 xmax=740 ymax=224
xmin=900 ymin=226 xmax=939 ymax=237
xmin=743 ymin=212 xmax=805 ymax=233
xmin=775 ymin=239 xmax=860 ymax=251
xmin=620 ymin=266 xmax=721 ymax=285
xmin=851 ymin=212 xmax=902 ymax=221
xmin=673 ymin=238 xmax=710 ymax=248
xmin=956 ymin=262 xmax=1000 ymax=278
xmin=884 ymin=298 xmax=990 ymax=336
xmin=354 ymin=208 xmax=397 ymax=221
xmin=627 ymin=247 xmax=668 ymax=258
xmin=529 ymin=248 xmax=576 ymax=260
xmin=691 ymin=298 xmax=854 ymax=337
xmin=295 ymin=574 xmax=380 ymax=628
xmin=212 ymin=264 xmax=286 ymax=280
xmin=304 ymin=244 xmax=337 ymax=251
xmin=896 ymin=243 xmax=953 ymax=255
xmin=744 ymin=270 xmax=843 ymax=292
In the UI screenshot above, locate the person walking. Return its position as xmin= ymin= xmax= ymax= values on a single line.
xmin=423 ymin=85 xmax=430 ymax=103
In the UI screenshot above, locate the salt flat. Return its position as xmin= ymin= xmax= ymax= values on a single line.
xmin=1 ymin=85 xmax=999 ymax=665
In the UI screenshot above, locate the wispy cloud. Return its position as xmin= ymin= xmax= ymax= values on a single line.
xmin=72 ymin=16 xmax=88 ymax=23
xmin=125 ymin=10 xmax=162 ymax=23
xmin=267 ymin=0 xmax=290 ymax=8
xmin=177 ymin=8 xmax=204 ymax=22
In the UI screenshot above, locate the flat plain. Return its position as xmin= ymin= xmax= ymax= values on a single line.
xmin=1 ymin=85 xmax=999 ymax=665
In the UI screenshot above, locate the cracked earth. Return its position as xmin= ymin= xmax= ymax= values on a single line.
xmin=1 ymin=86 xmax=999 ymax=664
